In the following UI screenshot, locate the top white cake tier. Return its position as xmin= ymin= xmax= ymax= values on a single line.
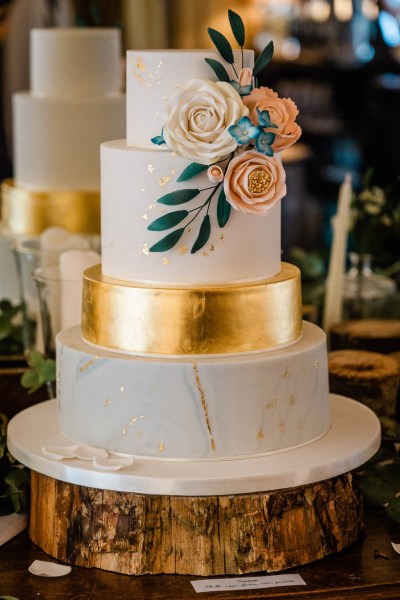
xmin=30 ymin=28 xmax=122 ymax=97
xmin=126 ymin=49 xmax=254 ymax=148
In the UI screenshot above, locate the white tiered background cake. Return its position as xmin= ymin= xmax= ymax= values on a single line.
xmin=8 ymin=12 xmax=380 ymax=576
xmin=0 ymin=27 xmax=125 ymax=303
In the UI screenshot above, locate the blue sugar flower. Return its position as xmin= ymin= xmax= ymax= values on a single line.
xmin=230 ymin=79 xmax=253 ymax=97
xmin=228 ymin=117 xmax=260 ymax=145
xmin=257 ymin=108 xmax=278 ymax=129
xmin=256 ymin=131 xmax=276 ymax=156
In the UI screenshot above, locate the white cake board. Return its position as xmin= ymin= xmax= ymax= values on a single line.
xmin=7 ymin=395 xmax=380 ymax=496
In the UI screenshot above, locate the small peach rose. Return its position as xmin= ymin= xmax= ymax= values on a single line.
xmin=243 ymin=87 xmax=301 ymax=151
xmin=238 ymin=67 xmax=253 ymax=87
xmin=224 ymin=150 xmax=286 ymax=215
xmin=207 ymin=165 xmax=224 ymax=183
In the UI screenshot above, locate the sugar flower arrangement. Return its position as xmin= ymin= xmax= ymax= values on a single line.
xmin=149 ymin=10 xmax=301 ymax=254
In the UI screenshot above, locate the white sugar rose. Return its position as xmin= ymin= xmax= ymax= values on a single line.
xmin=163 ymin=79 xmax=248 ymax=165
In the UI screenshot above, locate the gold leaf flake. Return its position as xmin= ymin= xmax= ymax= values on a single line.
xmin=140 ymin=244 xmax=150 ymax=256
xmin=169 ymin=168 xmax=176 ymax=175
xmin=178 ymin=246 xmax=188 ymax=255
xmin=163 ymin=257 xmax=170 ymax=265
xmin=104 ymin=398 xmax=111 ymax=407
xmin=158 ymin=176 xmax=171 ymax=188
xmin=142 ymin=213 xmax=148 ymax=220
xmin=120 ymin=385 xmax=125 ymax=393
xmin=122 ymin=426 xmax=127 ymax=435
xmin=159 ymin=441 xmax=165 ymax=452
xmin=257 ymin=428 xmax=265 ymax=441
xmin=129 ymin=417 xmax=138 ymax=426
xmin=283 ymin=367 xmax=293 ymax=378
xmin=279 ymin=418 xmax=285 ymax=432
xmin=136 ymin=57 xmax=145 ymax=72
xmin=202 ymin=251 xmax=209 ymax=257
xmin=314 ymin=357 xmax=319 ymax=368
xmin=147 ymin=164 xmax=156 ymax=173
xmin=140 ymin=187 xmax=146 ymax=193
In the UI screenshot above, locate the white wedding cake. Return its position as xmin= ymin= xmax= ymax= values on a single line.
xmin=56 ymin=42 xmax=331 ymax=460
xmin=7 ymin=11 xmax=381 ymax=576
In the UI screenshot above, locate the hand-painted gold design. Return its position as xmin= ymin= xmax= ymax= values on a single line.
xmin=193 ymin=363 xmax=215 ymax=451
xmin=1 ymin=179 xmax=100 ymax=235
xmin=81 ymin=263 xmax=302 ymax=355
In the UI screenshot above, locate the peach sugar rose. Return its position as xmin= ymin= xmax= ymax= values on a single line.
xmin=243 ymin=87 xmax=301 ymax=151
xmin=224 ymin=150 xmax=286 ymax=215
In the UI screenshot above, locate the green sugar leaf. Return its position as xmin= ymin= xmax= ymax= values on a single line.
xmin=208 ymin=28 xmax=234 ymax=64
xmin=191 ymin=215 xmax=211 ymax=254
xmin=217 ymin=187 xmax=231 ymax=228
xmin=148 ymin=210 xmax=189 ymax=231
xmin=177 ymin=163 xmax=209 ymax=182
xmin=158 ymin=189 xmax=200 ymax=205
xmin=253 ymin=41 xmax=274 ymax=78
xmin=204 ymin=58 xmax=231 ymax=83
xmin=149 ymin=228 xmax=185 ymax=252
xmin=228 ymin=9 xmax=245 ymax=47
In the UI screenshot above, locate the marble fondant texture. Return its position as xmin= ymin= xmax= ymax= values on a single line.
xmin=57 ymin=322 xmax=330 ymax=460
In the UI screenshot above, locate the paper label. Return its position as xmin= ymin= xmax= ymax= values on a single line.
xmin=191 ymin=573 xmax=306 ymax=593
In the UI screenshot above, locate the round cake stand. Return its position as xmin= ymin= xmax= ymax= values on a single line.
xmin=7 ymin=395 xmax=380 ymax=576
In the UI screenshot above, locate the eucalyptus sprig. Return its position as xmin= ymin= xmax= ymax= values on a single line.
xmin=148 ymin=157 xmax=233 ymax=254
xmin=20 ymin=350 xmax=56 ymax=395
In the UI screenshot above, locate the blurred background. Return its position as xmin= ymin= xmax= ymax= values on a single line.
xmin=1 ymin=0 xmax=399 ymax=280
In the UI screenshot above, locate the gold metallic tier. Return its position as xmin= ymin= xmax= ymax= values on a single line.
xmin=1 ymin=179 xmax=100 ymax=235
xmin=82 ymin=263 xmax=303 ymax=356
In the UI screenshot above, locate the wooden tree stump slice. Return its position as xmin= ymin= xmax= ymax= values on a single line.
xmin=330 ymin=319 xmax=400 ymax=354
xmin=328 ymin=350 xmax=400 ymax=418
xmin=29 ymin=470 xmax=364 ymax=576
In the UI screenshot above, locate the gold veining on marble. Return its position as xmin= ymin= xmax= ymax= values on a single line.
xmin=193 ymin=363 xmax=216 ymax=451
xmin=80 ymin=356 xmax=99 ymax=373
xmin=1 ymin=179 xmax=100 ymax=235
xmin=81 ymin=263 xmax=303 ymax=355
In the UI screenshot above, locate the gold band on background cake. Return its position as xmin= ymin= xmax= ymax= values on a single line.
xmin=1 ymin=179 xmax=100 ymax=235
xmin=82 ymin=263 xmax=303 ymax=356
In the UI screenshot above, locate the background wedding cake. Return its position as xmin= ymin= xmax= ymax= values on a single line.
xmin=8 ymin=11 xmax=380 ymax=576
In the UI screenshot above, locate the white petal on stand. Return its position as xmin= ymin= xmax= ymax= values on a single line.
xmin=72 ymin=444 xmax=108 ymax=460
xmin=42 ymin=444 xmax=79 ymax=460
xmin=28 ymin=560 xmax=72 ymax=577
xmin=391 ymin=542 xmax=400 ymax=554
xmin=93 ymin=455 xmax=134 ymax=471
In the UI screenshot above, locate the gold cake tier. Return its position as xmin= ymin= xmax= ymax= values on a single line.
xmin=0 ymin=179 xmax=100 ymax=235
xmin=82 ymin=263 xmax=303 ymax=356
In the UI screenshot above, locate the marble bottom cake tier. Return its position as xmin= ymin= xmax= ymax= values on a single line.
xmin=57 ymin=321 xmax=330 ymax=460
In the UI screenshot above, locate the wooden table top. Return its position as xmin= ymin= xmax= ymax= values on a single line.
xmin=1 ymin=507 xmax=400 ymax=600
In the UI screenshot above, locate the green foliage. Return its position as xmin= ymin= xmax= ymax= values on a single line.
xmin=228 ymin=9 xmax=245 ymax=47
xmin=359 ymin=420 xmax=400 ymax=524
xmin=207 ymin=28 xmax=234 ymax=64
xmin=253 ymin=41 xmax=274 ymax=78
xmin=0 ymin=413 xmax=29 ymax=517
xmin=191 ymin=215 xmax=211 ymax=254
xmin=149 ymin=228 xmax=185 ymax=253
xmin=204 ymin=58 xmax=231 ymax=83
xmin=216 ymin=187 xmax=231 ymax=228
xmin=20 ymin=350 xmax=56 ymax=395
xmin=177 ymin=163 xmax=209 ymax=182
xmin=0 ymin=300 xmax=32 ymax=357
xmin=157 ymin=189 xmax=200 ymax=206
xmin=147 ymin=210 xmax=189 ymax=232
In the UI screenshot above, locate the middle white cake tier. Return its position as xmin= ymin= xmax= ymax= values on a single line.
xmin=57 ymin=322 xmax=330 ymax=460
xmin=101 ymin=140 xmax=281 ymax=285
